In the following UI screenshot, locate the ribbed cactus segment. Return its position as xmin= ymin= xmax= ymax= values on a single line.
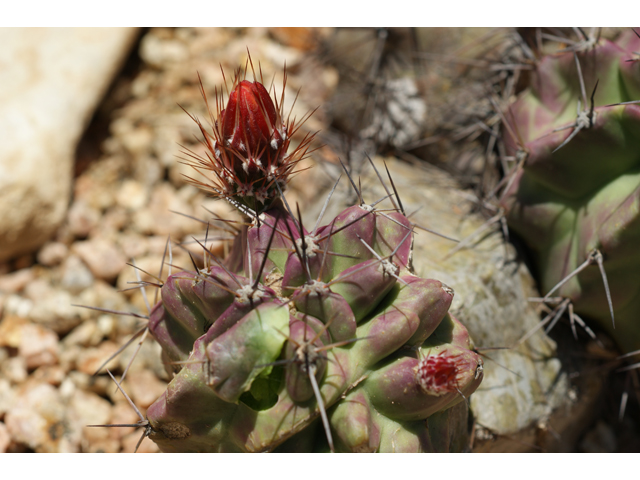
xmin=143 ymin=200 xmax=483 ymax=452
xmin=501 ymin=29 xmax=640 ymax=352
xmin=136 ymin=68 xmax=484 ymax=452
xmin=206 ymin=301 xmax=289 ymax=403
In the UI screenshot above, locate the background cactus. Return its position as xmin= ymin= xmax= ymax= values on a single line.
xmin=499 ymin=29 xmax=640 ymax=353
xmin=136 ymin=67 xmax=483 ymax=452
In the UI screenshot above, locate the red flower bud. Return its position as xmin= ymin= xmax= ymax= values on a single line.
xmin=221 ymin=80 xmax=283 ymax=158
xmin=183 ymin=67 xmax=316 ymax=210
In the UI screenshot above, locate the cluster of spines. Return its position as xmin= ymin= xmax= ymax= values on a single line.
xmin=179 ymin=59 xmax=318 ymax=211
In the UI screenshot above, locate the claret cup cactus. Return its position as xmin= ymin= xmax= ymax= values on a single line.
xmin=500 ymin=29 xmax=640 ymax=353
xmin=122 ymin=64 xmax=483 ymax=452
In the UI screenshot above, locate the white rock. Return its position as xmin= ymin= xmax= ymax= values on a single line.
xmin=0 ymin=28 xmax=139 ymax=262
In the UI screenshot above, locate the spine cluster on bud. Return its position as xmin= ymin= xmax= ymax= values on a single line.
xmin=183 ymin=68 xmax=315 ymax=211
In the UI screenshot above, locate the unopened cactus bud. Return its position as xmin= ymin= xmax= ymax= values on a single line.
xmin=186 ymin=72 xmax=315 ymax=212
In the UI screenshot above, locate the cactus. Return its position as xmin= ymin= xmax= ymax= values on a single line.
xmin=107 ymin=63 xmax=485 ymax=453
xmin=500 ymin=29 xmax=640 ymax=353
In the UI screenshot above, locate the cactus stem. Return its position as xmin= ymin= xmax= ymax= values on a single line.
xmin=551 ymin=70 xmax=599 ymax=154
xmin=279 ymin=209 xmax=312 ymax=283
xmin=316 ymin=208 xmax=375 ymax=244
xmin=355 ymin=232 xmax=409 ymax=284
xmin=295 ymin=203 xmax=312 ymax=278
xmin=315 ymin=336 xmax=370 ymax=352
xmin=325 ymin=257 xmax=386 ymax=288
xmin=252 ymin=211 xmax=280 ymax=289
xmin=317 ymin=219 xmax=335 ymax=281
xmin=307 ymin=363 xmax=334 ymax=452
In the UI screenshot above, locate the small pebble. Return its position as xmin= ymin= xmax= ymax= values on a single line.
xmin=60 ymin=254 xmax=95 ymax=294
xmin=74 ymin=239 xmax=127 ymax=282
xmin=67 ymin=201 xmax=101 ymax=238
xmin=31 ymin=365 xmax=66 ymax=386
xmin=62 ymin=319 xmax=98 ymax=348
xmin=37 ymin=242 xmax=69 ymax=267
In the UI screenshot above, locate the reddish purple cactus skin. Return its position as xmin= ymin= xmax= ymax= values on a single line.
xmin=141 ymin=66 xmax=483 ymax=453
xmin=221 ymin=80 xmax=283 ymax=159
xmin=501 ymin=30 xmax=640 ymax=352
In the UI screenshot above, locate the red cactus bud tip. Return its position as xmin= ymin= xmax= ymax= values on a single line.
xmin=182 ymin=64 xmax=317 ymax=210
xmin=415 ymin=351 xmax=481 ymax=397
xmin=222 ymin=80 xmax=284 ymax=157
